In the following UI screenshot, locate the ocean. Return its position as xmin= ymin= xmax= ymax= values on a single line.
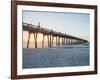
xmin=22 ymin=43 xmax=89 ymax=69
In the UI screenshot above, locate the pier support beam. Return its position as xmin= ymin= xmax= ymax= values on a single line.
xmin=34 ymin=33 xmax=38 ymax=48
xmin=56 ymin=36 xmax=57 ymax=46
xmin=68 ymin=38 xmax=70 ymax=45
xmin=66 ymin=38 xmax=68 ymax=45
xmin=62 ymin=38 xmax=63 ymax=45
xmin=64 ymin=38 xmax=66 ymax=45
xmin=27 ymin=32 xmax=31 ymax=48
xmin=58 ymin=37 xmax=60 ymax=46
xmin=50 ymin=35 xmax=52 ymax=48
xmin=52 ymin=36 xmax=54 ymax=47
xmin=47 ymin=35 xmax=50 ymax=48
xmin=42 ymin=34 xmax=45 ymax=47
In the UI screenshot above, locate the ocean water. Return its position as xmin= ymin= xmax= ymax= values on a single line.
xmin=23 ymin=43 xmax=90 ymax=69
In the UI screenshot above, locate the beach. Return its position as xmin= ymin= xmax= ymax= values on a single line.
xmin=23 ymin=44 xmax=89 ymax=69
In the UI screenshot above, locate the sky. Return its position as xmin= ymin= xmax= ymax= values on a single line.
xmin=23 ymin=10 xmax=90 ymax=42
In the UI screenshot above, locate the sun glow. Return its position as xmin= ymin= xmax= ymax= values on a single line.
xmin=23 ymin=31 xmax=48 ymax=43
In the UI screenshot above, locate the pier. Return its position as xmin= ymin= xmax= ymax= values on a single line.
xmin=23 ymin=23 xmax=88 ymax=48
